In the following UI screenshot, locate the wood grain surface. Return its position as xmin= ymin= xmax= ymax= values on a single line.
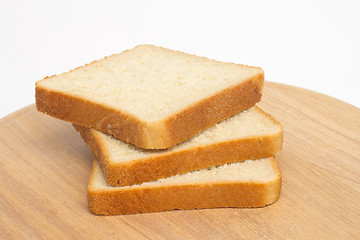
xmin=1 ymin=82 xmax=359 ymax=239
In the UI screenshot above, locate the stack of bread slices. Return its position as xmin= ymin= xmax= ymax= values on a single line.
xmin=35 ymin=45 xmax=283 ymax=215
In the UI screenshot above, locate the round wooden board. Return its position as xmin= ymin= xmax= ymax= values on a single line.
xmin=1 ymin=82 xmax=359 ymax=239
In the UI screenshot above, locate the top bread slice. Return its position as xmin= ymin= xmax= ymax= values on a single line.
xmin=36 ymin=45 xmax=264 ymax=149
xmin=74 ymin=106 xmax=283 ymax=186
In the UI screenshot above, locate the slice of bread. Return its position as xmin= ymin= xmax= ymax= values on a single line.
xmin=36 ymin=45 xmax=264 ymax=149
xmin=88 ymin=157 xmax=281 ymax=215
xmin=74 ymin=106 xmax=283 ymax=186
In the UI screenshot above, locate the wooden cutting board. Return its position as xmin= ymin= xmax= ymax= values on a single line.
xmin=1 ymin=82 xmax=359 ymax=239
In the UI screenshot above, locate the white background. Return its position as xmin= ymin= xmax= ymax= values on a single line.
xmin=1 ymin=0 xmax=360 ymax=118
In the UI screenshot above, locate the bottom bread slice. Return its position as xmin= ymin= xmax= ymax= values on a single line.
xmin=87 ymin=157 xmax=281 ymax=215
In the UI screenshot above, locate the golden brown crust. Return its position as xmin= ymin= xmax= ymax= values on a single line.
xmin=36 ymin=86 xmax=148 ymax=147
xmin=74 ymin=106 xmax=282 ymax=187
xmin=87 ymin=158 xmax=281 ymax=215
xmin=160 ymin=73 xmax=264 ymax=149
xmin=35 ymin=72 xmax=263 ymax=149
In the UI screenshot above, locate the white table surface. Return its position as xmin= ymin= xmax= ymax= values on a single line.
xmin=1 ymin=0 xmax=359 ymax=119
